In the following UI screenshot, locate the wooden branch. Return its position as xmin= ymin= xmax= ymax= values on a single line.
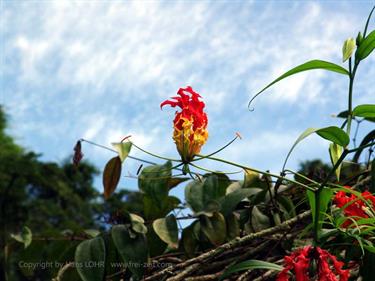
xmin=144 ymin=210 xmax=311 ymax=281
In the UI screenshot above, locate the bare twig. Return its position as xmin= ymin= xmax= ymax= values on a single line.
xmin=145 ymin=211 xmax=311 ymax=281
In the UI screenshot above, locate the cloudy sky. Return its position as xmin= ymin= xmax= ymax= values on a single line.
xmin=1 ymin=1 xmax=374 ymax=195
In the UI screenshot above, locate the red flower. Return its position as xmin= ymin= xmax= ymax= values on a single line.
xmin=277 ymin=246 xmax=349 ymax=281
xmin=161 ymin=86 xmax=208 ymax=162
xmin=333 ymin=186 xmax=375 ymax=227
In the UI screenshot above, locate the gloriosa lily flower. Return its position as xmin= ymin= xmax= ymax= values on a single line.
xmin=161 ymin=86 xmax=208 ymax=162
xmin=277 ymin=246 xmax=349 ymax=281
xmin=334 ymin=186 xmax=375 ymax=227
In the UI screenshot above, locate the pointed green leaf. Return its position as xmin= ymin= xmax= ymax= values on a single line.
xmin=112 ymin=142 xmax=132 ymax=162
xmin=316 ymin=126 xmax=350 ymax=146
xmin=130 ymin=214 xmax=147 ymax=234
xmin=307 ymin=188 xmax=333 ymax=236
xmin=329 ymin=143 xmax=343 ymax=181
xmin=103 ymin=156 xmax=122 ymax=199
xmin=185 ymin=173 xmax=230 ymax=214
xmin=10 ymin=226 xmax=32 ymax=249
xmin=74 ymin=237 xmax=105 ymax=281
xmin=283 ymin=126 xmax=349 ymax=170
xmin=181 ymin=222 xmax=198 ymax=258
xmin=139 ymin=161 xmax=172 ymax=204
xmin=249 ymin=60 xmax=349 ymax=108
xmin=353 ymin=104 xmax=375 ymax=118
xmin=84 ymin=229 xmax=100 ymax=238
xmin=371 ymin=159 xmax=375 ymax=194
xmin=201 ymin=212 xmax=227 ymax=245
xmin=220 ymin=260 xmax=283 ymax=280
xmin=226 ymin=213 xmax=241 ymax=240
xmin=342 ymin=38 xmax=356 ymax=62
xmin=112 ymin=225 xmax=148 ymax=279
xmin=243 ymin=169 xmax=262 ymax=188
xmin=147 ymin=226 xmax=167 ymax=257
xmin=220 ymin=188 xmax=256 ymax=217
xmin=143 ymin=195 xmax=180 ymax=220
xmin=152 ymin=214 xmax=178 ymax=249
xmin=352 ymin=130 xmax=375 ymax=163
xmin=251 ymin=206 xmax=270 ymax=232
xmin=356 ymin=30 xmax=375 ymax=60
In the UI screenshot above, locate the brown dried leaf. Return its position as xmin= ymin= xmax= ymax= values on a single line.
xmin=103 ymin=156 xmax=122 ymax=199
xmin=73 ymin=140 xmax=83 ymax=166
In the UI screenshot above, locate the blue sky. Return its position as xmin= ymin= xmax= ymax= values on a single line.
xmin=1 ymin=1 xmax=374 ymax=196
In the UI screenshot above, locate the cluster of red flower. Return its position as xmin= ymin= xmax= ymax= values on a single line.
xmin=333 ymin=186 xmax=375 ymax=227
xmin=277 ymin=245 xmax=349 ymax=281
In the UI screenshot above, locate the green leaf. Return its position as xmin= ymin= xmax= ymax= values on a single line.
xmin=277 ymin=195 xmax=296 ymax=219
xmin=352 ymin=130 xmax=375 ymax=163
xmin=329 ymin=143 xmax=343 ymax=181
xmin=74 ymin=237 xmax=106 ymax=281
xmin=200 ymin=212 xmax=227 ymax=246
xmin=139 ymin=161 xmax=172 ymax=204
xmin=249 ymin=60 xmax=349 ymax=108
xmin=307 ymin=188 xmax=333 ymax=236
xmin=220 ymin=188 xmax=257 ymax=217
xmin=251 ymin=206 xmax=271 ymax=232
xmin=185 ymin=174 xmax=229 ymax=214
xmin=220 ymin=260 xmax=283 ymax=280
xmin=84 ymin=229 xmax=100 ymax=238
xmin=143 ymin=195 xmax=180 ymax=220
xmin=283 ymin=126 xmax=349 ymax=170
xmin=112 ymin=225 xmax=148 ymax=279
xmin=203 ymin=173 xmax=231 ymax=203
xmin=226 ymin=213 xmax=241 ymax=240
xmin=342 ymin=38 xmax=356 ymax=62
xmin=103 ymin=156 xmax=122 ymax=200
xmin=371 ymin=159 xmax=375 ymax=194
xmin=11 ymin=226 xmax=32 ymax=249
xmin=152 ymin=214 xmax=178 ymax=249
xmin=243 ymin=169 xmax=261 ymax=187
xmin=147 ymin=226 xmax=167 ymax=257
xmin=353 ymin=104 xmax=375 ymax=118
xmin=181 ymin=222 xmax=198 ymax=258
xmin=316 ymin=126 xmax=350 ymax=146
xmin=129 ymin=213 xmax=148 ymax=234
xmin=356 ymin=30 xmax=375 ymax=60
xmin=111 ymin=142 xmax=132 ymax=162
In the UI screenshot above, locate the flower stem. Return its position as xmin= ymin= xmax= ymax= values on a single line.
xmin=130 ymin=141 xmax=182 ymax=162
xmin=197 ymin=154 xmax=316 ymax=192
xmin=192 ymin=135 xmax=239 ymax=161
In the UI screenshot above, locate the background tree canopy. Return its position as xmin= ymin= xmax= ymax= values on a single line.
xmin=0 ymin=107 xmax=144 ymax=280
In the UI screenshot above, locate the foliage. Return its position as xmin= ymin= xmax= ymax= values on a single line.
xmin=2 ymin=5 xmax=375 ymax=281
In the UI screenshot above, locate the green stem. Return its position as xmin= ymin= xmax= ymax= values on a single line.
xmin=192 ymin=135 xmax=239 ymax=161
xmin=81 ymin=138 xmax=157 ymax=165
xmin=313 ymin=149 xmax=349 ymax=245
xmin=197 ymin=154 xmax=316 ymax=192
xmin=189 ymin=162 xmax=243 ymax=175
xmin=346 ymin=60 xmax=359 ymax=137
xmin=283 ymin=169 xmax=320 ymax=185
xmin=129 ymin=142 xmax=182 ymax=162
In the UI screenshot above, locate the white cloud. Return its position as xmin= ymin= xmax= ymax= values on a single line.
xmin=2 ymin=1 xmax=373 ymax=181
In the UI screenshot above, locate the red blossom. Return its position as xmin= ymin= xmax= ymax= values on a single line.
xmin=161 ymin=86 xmax=208 ymax=161
xmin=333 ymin=186 xmax=375 ymax=227
xmin=277 ymin=246 xmax=349 ymax=281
